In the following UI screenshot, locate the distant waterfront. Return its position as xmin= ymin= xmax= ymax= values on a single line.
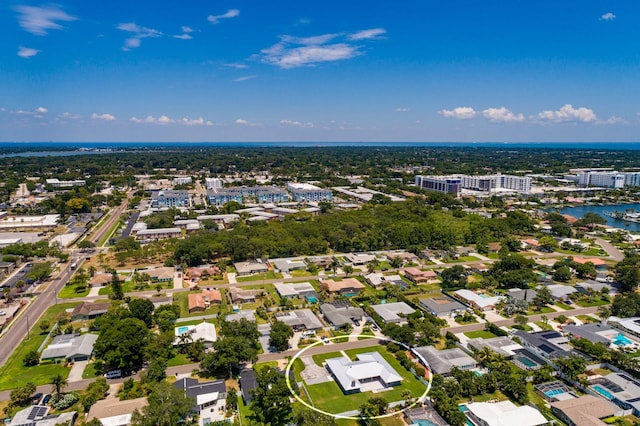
xmin=559 ymin=203 xmax=640 ymax=232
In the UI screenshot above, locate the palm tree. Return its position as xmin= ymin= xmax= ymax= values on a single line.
xmin=597 ymin=305 xmax=611 ymax=322
xmin=329 ymin=258 xmax=341 ymax=276
xmin=51 ymin=374 xmax=68 ymax=402
xmin=366 ymin=259 xmax=380 ymax=274
xmin=343 ymin=265 xmax=354 ymax=277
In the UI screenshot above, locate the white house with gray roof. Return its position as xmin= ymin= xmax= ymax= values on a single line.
xmin=40 ymin=333 xmax=98 ymax=362
xmin=320 ymin=303 xmax=364 ymax=328
xmin=544 ymin=284 xmax=578 ymax=301
xmin=370 ymin=302 xmax=415 ymax=324
xmin=274 ymin=282 xmax=317 ymax=299
xmin=412 ymin=346 xmax=477 ymax=376
xmin=274 ymin=309 xmax=323 ymax=331
xmin=325 ymin=352 xmax=403 ymax=394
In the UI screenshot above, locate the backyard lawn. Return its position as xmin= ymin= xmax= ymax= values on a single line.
xmin=0 ymin=303 xmax=78 ymax=390
xmin=464 ymin=330 xmax=497 ymax=339
xmin=57 ymin=284 xmax=90 ymax=298
xmin=301 ymin=345 xmax=427 ymax=415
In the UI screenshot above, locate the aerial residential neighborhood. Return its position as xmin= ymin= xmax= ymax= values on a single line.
xmin=0 ymin=145 xmax=639 ymax=426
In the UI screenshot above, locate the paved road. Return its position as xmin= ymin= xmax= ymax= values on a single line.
xmin=443 ymin=305 xmax=601 ymax=334
xmin=594 ymin=236 xmax=625 ymax=261
xmin=89 ymin=191 xmax=131 ymax=245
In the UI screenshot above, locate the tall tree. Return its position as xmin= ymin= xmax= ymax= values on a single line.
xmin=269 ymin=320 xmax=294 ymax=352
xmin=131 ymin=381 xmax=194 ymax=426
xmin=50 ymin=374 xmax=68 ymax=402
xmin=249 ymin=366 xmax=292 ymax=425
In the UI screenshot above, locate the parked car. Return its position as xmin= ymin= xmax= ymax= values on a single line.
xmin=353 ymin=319 xmax=360 ymax=326
xmin=32 ymin=393 xmax=43 ymax=404
xmin=104 ymin=369 xmax=123 ymax=379
xmin=42 ymin=394 xmax=51 ymax=405
xmin=321 ymin=337 xmax=330 ymax=344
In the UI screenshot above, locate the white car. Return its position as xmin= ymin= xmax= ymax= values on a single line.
xmin=321 ymin=337 xmax=330 ymax=344
xmin=0 ymin=311 xmax=5 ymax=316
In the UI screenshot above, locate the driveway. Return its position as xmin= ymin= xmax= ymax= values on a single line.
xmin=299 ymin=356 xmax=331 ymax=385
xmin=68 ymin=360 xmax=88 ymax=383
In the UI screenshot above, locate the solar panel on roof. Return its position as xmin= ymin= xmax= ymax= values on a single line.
xmin=539 ymin=344 xmax=555 ymax=353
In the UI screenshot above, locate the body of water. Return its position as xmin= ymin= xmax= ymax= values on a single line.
xmin=558 ymin=203 xmax=640 ymax=232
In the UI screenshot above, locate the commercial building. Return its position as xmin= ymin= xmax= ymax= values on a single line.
xmin=415 ymin=174 xmax=532 ymax=194
xmin=135 ymin=227 xmax=182 ymax=240
xmin=45 ymin=178 xmax=85 ymax=188
xmin=205 ymin=178 xmax=223 ymax=189
xmin=325 ymin=351 xmax=403 ymax=394
xmin=151 ymin=190 xmax=190 ymax=208
xmin=287 ymin=182 xmax=333 ymax=202
xmin=207 ymin=186 xmax=290 ymax=205
xmin=172 ymin=176 xmax=192 ymax=186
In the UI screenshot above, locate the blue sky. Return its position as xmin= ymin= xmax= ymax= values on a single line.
xmin=2 ymin=1 xmax=639 ymax=142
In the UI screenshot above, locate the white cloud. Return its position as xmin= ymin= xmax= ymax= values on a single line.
xmin=600 ymin=12 xmax=616 ymax=21
xmin=174 ymin=26 xmax=193 ymax=40
xmin=280 ymin=119 xmax=315 ymax=128
xmin=224 ymin=63 xmax=248 ymax=69
xmin=208 ymin=9 xmax=240 ymax=24
xmin=395 ymin=107 xmax=409 ymax=112
xmin=130 ymin=115 xmax=155 ymax=124
xmin=599 ymin=116 xmax=626 ymax=125
xmin=117 ymin=22 xmax=162 ymax=51
xmin=482 ymin=107 xmax=524 ymax=123
xmin=181 ymin=117 xmax=212 ymax=126
xmin=91 ymin=113 xmax=116 ymax=121
xmin=17 ymin=46 xmax=40 ymax=58
xmin=260 ymin=29 xmax=384 ymax=69
xmin=537 ymin=104 xmax=597 ymax=123
xmin=233 ymin=75 xmax=257 ymax=82
xmin=349 ymin=28 xmax=386 ymax=40
xmin=61 ymin=112 xmax=81 ymax=119
xmin=157 ymin=115 xmax=175 ymax=125
xmin=15 ymin=5 xmax=76 ymax=36
xmin=439 ymin=107 xmax=477 ymax=119
xmin=235 ymin=119 xmax=248 ymax=125
xmin=35 ymin=106 xmax=48 ymax=114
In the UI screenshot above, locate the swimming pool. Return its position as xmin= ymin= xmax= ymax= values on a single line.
xmin=613 ymin=333 xmax=633 ymax=346
xmin=544 ymin=389 xmax=565 ymax=398
xmin=516 ymin=356 xmax=538 ymax=368
xmin=458 ymin=405 xmax=474 ymax=426
xmin=176 ymin=326 xmax=190 ymax=335
xmin=592 ymin=385 xmax=614 ymax=400
xmin=306 ymin=296 xmax=318 ymax=303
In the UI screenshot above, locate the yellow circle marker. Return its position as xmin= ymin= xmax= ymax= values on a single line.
xmin=285 ymin=334 xmax=433 ymax=421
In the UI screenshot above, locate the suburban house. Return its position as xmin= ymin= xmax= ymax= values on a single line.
xmin=454 ymin=289 xmax=504 ymax=311
xmin=365 ymin=273 xmax=409 ymax=289
xmin=188 ymin=290 xmax=222 ymax=313
xmin=545 ymin=284 xmax=578 ymax=301
xmin=413 ymin=346 xmax=477 ymax=376
xmin=370 ymin=302 xmax=415 ymax=324
xmin=174 ymin=322 xmax=217 ymax=347
xmin=343 ymin=253 xmax=377 ymax=265
xmin=71 ymin=301 xmax=111 ymax=321
xmin=325 ymin=352 xmax=403 ymax=394
xmin=419 ymin=296 xmax=466 ymax=318
xmin=186 ymin=266 xmax=221 ymax=280
xmin=228 ymin=287 xmax=261 ymax=303
xmin=148 ymin=267 xmax=175 ymax=282
xmin=269 ymin=257 xmax=307 ymax=273
xmin=273 ymin=309 xmax=323 ymax=331
xmin=385 ymin=251 xmax=418 ymax=263
xmin=8 ymin=406 xmax=76 ymax=426
xmin=550 ymin=395 xmax=620 ymax=426
xmin=514 ymin=330 xmax=573 ymax=361
xmin=464 ymin=401 xmax=548 ymax=426
xmin=40 ymin=333 xmax=98 ymax=362
xmin=89 ymin=273 xmax=118 ymax=287
xmin=467 ymin=336 xmax=524 ymax=358
xmin=86 ymin=396 xmax=147 ymax=426
xmin=320 ymin=278 xmax=365 ymax=295
xmin=239 ymin=368 xmax=258 ymax=404
xmin=173 ymin=377 xmax=227 ymax=425
xmin=403 ymin=267 xmax=437 ymax=284
xmin=320 ymin=302 xmax=364 ymax=328
xmin=274 ymin=282 xmax=318 ymax=301
xmin=404 ymin=406 xmax=448 ymax=426
xmin=234 ymin=261 xmax=268 ymax=276
xmin=225 ymin=310 xmax=256 ymax=322
xmin=572 ymin=256 xmax=608 ymax=270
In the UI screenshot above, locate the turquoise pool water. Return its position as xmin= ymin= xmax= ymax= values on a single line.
xmin=516 ymin=356 xmax=538 ymax=368
xmin=545 ymin=389 xmax=565 ymax=398
xmin=176 ymin=326 xmax=190 ymax=334
xmin=458 ymin=405 xmax=474 ymax=426
xmin=306 ymin=296 xmax=318 ymax=303
xmin=343 ymin=292 xmax=357 ymax=297
xmin=613 ymin=333 xmax=633 ymax=346
xmin=593 ymin=385 xmax=614 ymax=400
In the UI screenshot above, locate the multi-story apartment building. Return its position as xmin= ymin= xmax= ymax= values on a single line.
xmin=415 ymin=176 xmax=462 ymax=195
xmin=172 ymin=176 xmax=192 ymax=186
xmin=416 ymin=174 xmax=531 ymax=194
xmin=151 ymin=190 xmax=190 ymax=208
xmin=45 ymin=178 xmax=86 ymax=188
xmin=287 ymin=182 xmax=333 ymax=202
xmin=205 ymin=178 xmax=223 ymax=190
xmin=207 ymin=186 xmax=290 ymax=205
xmin=578 ymin=171 xmax=625 ymax=188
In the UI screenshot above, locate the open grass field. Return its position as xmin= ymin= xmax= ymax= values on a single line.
xmin=236 ymin=271 xmax=283 ymax=282
xmin=57 ymin=284 xmax=90 ymax=298
xmin=0 ymin=302 xmax=78 ymax=390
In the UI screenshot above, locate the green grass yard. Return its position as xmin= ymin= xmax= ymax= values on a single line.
xmin=464 ymin=330 xmax=497 ymax=339
xmin=57 ymin=284 xmax=90 ymax=298
xmin=235 ymin=271 xmax=282 ymax=282
xmin=0 ymin=303 xmax=78 ymax=390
